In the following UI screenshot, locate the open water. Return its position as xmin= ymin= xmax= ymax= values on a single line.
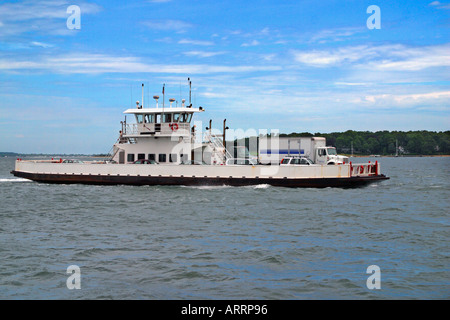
xmin=0 ymin=156 xmax=448 ymax=299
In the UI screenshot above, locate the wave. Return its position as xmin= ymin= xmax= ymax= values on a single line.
xmin=181 ymin=185 xmax=233 ymax=190
xmin=249 ymin=184 xmax=271 ymax=189
xmin=0 ymin=178 xmax=31 ymax=182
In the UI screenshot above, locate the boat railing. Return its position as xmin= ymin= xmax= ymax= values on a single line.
xmin=124 ymin=124 xmax=138 ymax=135
xmin=15 ymin=159 xmax=116 ymax=164
xmin=123 ymin=123 xmax=190 ymax=136
xmin=349 ymin=161 xmax=379 ymax=177
xmin=203 ymin=132 xmax=233 ymax=160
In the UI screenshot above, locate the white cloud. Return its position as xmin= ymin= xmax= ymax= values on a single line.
xmin=429 ymin=1 xmax=450 ymax=9
xmin=0 ymin=52 xmax=280 ymax=74
xmin=292 ymin=44 xmax=450 ymax=71
xmin=292 ymin=45 xmax=377 ymax=66
xmin=354 ymin=91 xmax=450 ymax=108
xmin=183 ymin=51 xmax=226 ymax=58
xmin=30 ymin=41 xmax=54 ymax=48
xmin=369 ymin=45 xmax=450 ymax=71
xmin=309 ymin=27 xmax=365 ymax=43
xmin=178 ymin=39 xmax=215 ymax=46
xmin=142 ymin=20 xmax=192 ymax=33
xmin=241 ymin=40 xmax=260 ymax=47
xmin=0 ymin=0 xmax=101 ymax=37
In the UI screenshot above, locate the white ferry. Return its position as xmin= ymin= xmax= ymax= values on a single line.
xmin=11 ymin=82 xmax=389 ymax=188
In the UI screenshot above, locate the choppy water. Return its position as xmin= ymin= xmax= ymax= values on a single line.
xmin=0 ymin=156 xmax=448 ymax=299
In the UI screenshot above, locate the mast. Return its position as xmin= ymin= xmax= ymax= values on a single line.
xmin=188 ymin=77 xmax=192 ymax=107
xmin=141 ymin=83 xmax=144 ymax=108
xmin=162 ymin=83 xmax=165 ymax=119
xmin=162 ymin=83 xmax=165 ymax=108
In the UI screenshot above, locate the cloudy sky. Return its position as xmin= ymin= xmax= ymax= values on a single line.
xmin=0 ymin=0 xmax=449 ymax=154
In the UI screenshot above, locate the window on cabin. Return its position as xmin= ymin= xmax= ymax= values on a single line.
xmin=155 ymin=114 xmax=161 ymax=123
xmin=164 ymin=114 xmax=172 ymax=123
xmin=169 ymin=154 xmax=177 ymax=163
xmin=127 ymin=154 xmax=135 ymax=162
xmin=138 ymin=153 xmax=145 ymax=160
xmin=173 ymin=113 xmax=180 ymax=122
xmin=186 ymin=113 xmax=193 ymax=122
xmin=136 ymin=114 xmax=144 ymax=123
xmin=148 ymin=154 xmax=155 ymax=161
xmin=159 ymin=154 xmax=166 ymax=163
xmin=146 ymin=114 xmax=155 ymax=123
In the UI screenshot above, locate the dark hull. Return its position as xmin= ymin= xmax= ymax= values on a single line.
xmin=11 ymin=170 xmax=389 ymax=188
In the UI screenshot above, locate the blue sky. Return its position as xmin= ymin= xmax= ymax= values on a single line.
xmin=0 ymin=0 xmax=449 ymax=154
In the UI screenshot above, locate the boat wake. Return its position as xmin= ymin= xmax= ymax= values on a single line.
xmin=247 ymin=184 xmax=271 ymax=189
xmin=0 ymin=178 xmax=31 ymax=183
xmin=181 ymin=185 xmax=233 ymax=190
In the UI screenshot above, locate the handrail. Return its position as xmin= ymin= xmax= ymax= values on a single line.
xmin=123 ymin=123 xmax=190 ymax=136
xmin=203 ymin=132 xmax=233 ymax=162
xmin=349 ymin=161 xmax=379 ymax=177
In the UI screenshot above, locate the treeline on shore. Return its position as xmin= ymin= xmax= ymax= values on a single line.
xmin=279 ymin=130 xmax=450 ymax=156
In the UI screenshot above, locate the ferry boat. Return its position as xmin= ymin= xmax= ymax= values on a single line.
xmin=11 ymin=82 xmax=389 ymax=188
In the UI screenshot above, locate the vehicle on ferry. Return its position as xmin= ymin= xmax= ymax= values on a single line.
xmin=280 ymin=156 xmax=314 ymax=166
xmin=259 ymin=136 xmax=348 ymax=165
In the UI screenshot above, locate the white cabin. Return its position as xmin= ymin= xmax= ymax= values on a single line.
xmin=111 ymin=101 xmax=206 ymax=165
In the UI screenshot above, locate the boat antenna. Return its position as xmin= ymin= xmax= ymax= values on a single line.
xmin=188 ymin=77 xmax=192 ymax=107
xmin=162 ymin=84 xmax=165 ymax=118
xmin=141 ymin=83 xmax=144 ymax=108
xmin=162 ymin=83 xmax=165 ymax=108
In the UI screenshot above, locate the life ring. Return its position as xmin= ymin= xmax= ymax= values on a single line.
xmin=170 ymin=123 xmax=179 ymax=131
xmin=359 ymin=166 xmax=364 ymax=174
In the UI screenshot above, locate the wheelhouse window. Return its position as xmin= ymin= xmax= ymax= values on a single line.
xmin=179 ymin=113 xmax=193 ymax=123
xmin=146 ymin=114 xmax=155 ymax=123
xmin=163 ymin=114 xmax=172 ymax=123
xmin=136 ymin=114 xmax=144 ymax=124
xmin=173 ymin=113 xmax=180 ymax=122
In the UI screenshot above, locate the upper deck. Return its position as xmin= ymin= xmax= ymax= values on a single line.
xmin=122 ymin=105 xmax=204 ymax=138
